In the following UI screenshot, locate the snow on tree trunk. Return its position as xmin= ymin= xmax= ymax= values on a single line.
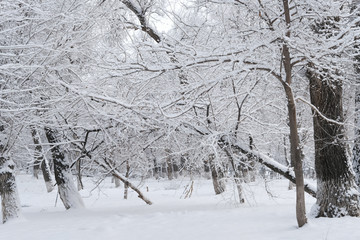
xmin=41 ymin=158 xmax=55 ymax=193
xmin=308 ymin=65 xmax=360 ymax=217
xmin=0 ymin=123 xmax=21 ymax=223
xmin=0 ymin=156 xmax=21 ymax=223
xmin=44 ymin=127 xmax=84 ymax=209
xmin=222 ymin=146 xmax=245 ymax=203
xmin=209 ymin=154 xmax=226 ymax=195
xmin=31 ymin=126 xmax=54 ymax=192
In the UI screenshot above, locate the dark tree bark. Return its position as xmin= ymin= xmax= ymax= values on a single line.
xmin=307 ymin=65 xmax=360 ymax=217
xmin=44 ymin=127 xmax=84 ymax=209
xmin=0 ymin=156 xmax=21 ymax=223
xmin=352 ymin=33 xmax=360 ymax=188
xmin=30 ymin=126 xmax=54 ymax=192
xmin=120 ymin=0 xmax=161 ymax=43
xmin=354 ymin=84 xmax=360 ymax=189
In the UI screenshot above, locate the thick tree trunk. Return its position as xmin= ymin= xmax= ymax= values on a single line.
xmin=354 ymin=85 xmax=360 ymax=188
xmin=308 ymin=65 xmax=360 ymax=217
xmin=0 ymin=156 xmax=21 ymax=223
xmin=353 ymin=44 xmax=360 ymax=188
xmin=31 ymin=127 xmax=54 ymax=192
xmin=0 ymin=124 xmax=21 ymax=223
xmin=44 ymin=127 xmax=84 ymax=209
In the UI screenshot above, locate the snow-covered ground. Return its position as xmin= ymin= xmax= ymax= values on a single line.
xmin=1 ymin=175 xmax=360 ymax=240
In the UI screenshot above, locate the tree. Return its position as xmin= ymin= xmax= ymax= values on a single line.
xmin=304 ymin=2 xmax=360 ymax=217
xmin=45 ymin=127 xmax=84 ymax=209
xmin=0 ymin=128 xmax=21 ymax=223
xmin=307 ymin=62 xmax=360 ymax=217
xmin=30 ymin=126 xmax=54 ymax=192
xmin=279 ymin=0 xmax=307 ymax=227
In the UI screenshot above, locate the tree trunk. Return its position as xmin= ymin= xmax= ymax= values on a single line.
xmin=283 ymin=83 xmax=307 ymax=226
xmin=76 ymin=158 xmax=84 ymax=191
xmin=165 ymin=149 xmax=174 ymax=180
xmin=114 ymin=176 xmax=121 ymax=188
xmin=30 ymin=126 xmax=54 ymax=192
xmin=353 ymin=41 xmax=360 ymax=188
xmin=284 ymin=135 xmax=295 ymax=190
xmin=44 ymin=127 xmax=84 ymax=209
xmin=0 ymin=156 xmax=21 ymax=223
xmin=208 ymin=154 xmax=226 ymax=195
xmin=280 ymin=0 xmax=307 ymax=227
xmin=354 ymin=84 xmax=360 ymax=189
xmin=0 ymin=124 xmax=21 ymax=223
xmin=222 ymin=147 xmax=245 ymax=203
xmin=124 ymin=160 xmax=130 ymax=200
xmin=153 ymin=158 xmax=160 ymax=179
xmin=308 ymin=66 xmax=360 ymax=217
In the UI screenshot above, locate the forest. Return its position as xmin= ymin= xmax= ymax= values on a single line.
xmin=1 ymin=0 xmax=360 ymax=238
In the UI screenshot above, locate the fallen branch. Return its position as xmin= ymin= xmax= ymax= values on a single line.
xmin=218 ymin=136 xmax=317 ymax=198
xmin=112 ymin=170 xmax=153 ymax=205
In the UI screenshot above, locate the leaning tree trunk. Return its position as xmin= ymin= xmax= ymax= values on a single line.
xmin=44 ymin=127 xmax=84 ymax=209
xmin=31 ymin=126 xmax=54 ymax=192
xmin=308 ymin=65 xmax=360 ymax=217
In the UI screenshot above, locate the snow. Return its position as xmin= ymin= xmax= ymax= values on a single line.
xmin=1 ymin=175 xmax=360 ymax=240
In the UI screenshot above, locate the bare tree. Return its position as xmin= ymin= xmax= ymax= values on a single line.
xmin=307 ymin=64 xmax=360 ymax=217
xmin=45 ymin=127 xmax=84 ymax=209
xmin=31 ymin=126 xmax=54 ymax=192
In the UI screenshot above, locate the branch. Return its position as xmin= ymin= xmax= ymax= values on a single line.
xmin=218 ymin=135 xmax=317 ymax=198
xmin=99 ymin=158 xmax=153 ymax=205
xmin=121 ymin=0 xmax=161 ymax=43
xmin=112 ymin=170 xmax=153 ymax=205
xmin=296 ymin=97 xmax=345 ymax=125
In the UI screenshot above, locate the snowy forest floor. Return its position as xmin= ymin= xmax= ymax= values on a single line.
xmin=1 ymin=175 xmax=360 ymax=240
